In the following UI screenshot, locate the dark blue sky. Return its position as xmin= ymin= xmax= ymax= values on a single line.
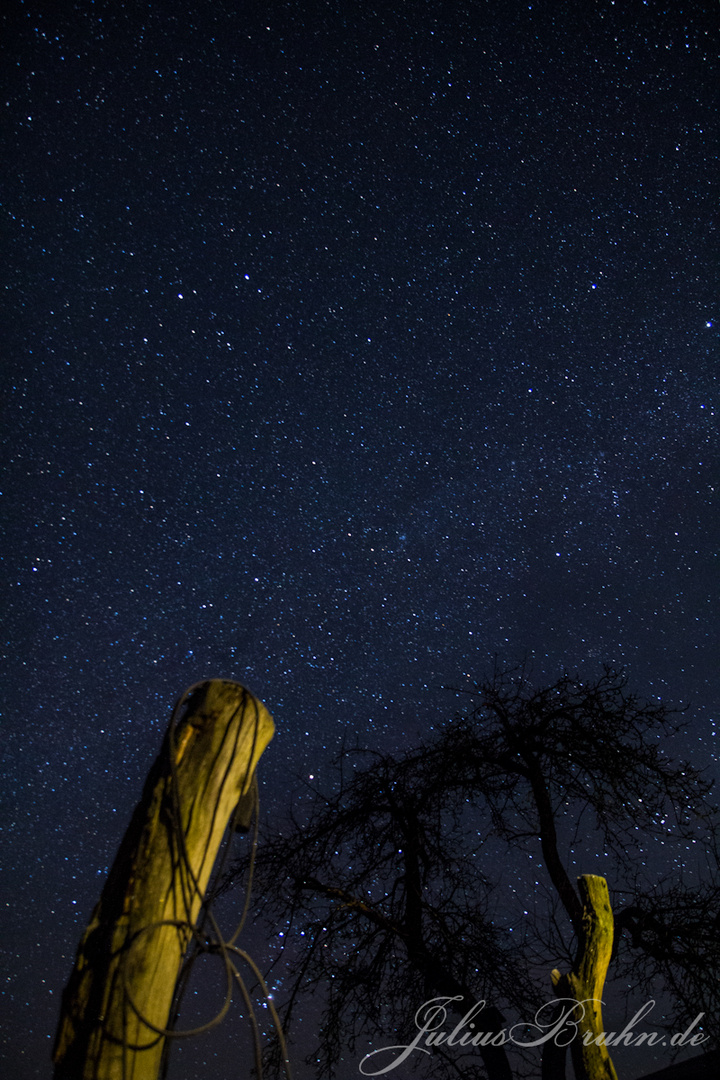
xmin=2 ymin=2 xmax=718 ymax=1077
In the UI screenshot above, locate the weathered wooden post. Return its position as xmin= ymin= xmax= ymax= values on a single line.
xmin=53 ymin=680 xmax=275 ymax=1080
xmin=551 ymin=874 xmax=619 ymax=1080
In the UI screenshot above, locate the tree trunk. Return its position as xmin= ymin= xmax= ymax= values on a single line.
xmin=550 ymin=875 xmax=618 ymax=1080
xmin=53 ymin=680 xmax=274 ymax=1080
xmin=398 ymin=804 xmax=513 ymax=1080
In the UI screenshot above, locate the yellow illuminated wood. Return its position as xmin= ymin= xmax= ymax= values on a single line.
xmin=551 ymin=874 xmax=618 ymax=1080
xmin=53 ymin=680 xmax=274 ymax=1080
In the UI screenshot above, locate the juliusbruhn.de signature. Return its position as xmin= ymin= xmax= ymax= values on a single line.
xmin=359 ymin=996 xmax=708 ymax=1075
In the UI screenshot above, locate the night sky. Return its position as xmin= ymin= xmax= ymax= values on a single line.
xmin=2 ymin=1 xmax=718 ymax=1077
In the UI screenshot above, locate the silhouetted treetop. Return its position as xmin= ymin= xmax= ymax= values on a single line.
xmin=226 ymin=666 xmax=718 ymax=1080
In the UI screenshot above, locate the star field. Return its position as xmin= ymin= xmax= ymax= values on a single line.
xmin=1 ymin=2 xmax=718 ymax=1077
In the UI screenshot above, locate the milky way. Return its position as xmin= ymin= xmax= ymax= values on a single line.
xmin=2 ymin=3 xmax=718 ymax=1077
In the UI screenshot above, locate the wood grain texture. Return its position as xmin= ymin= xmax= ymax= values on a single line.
xmin=552 ymin=874 xmax=619 ymax=1080
xmin=53 ymin=680 xmax=274 ymax=1080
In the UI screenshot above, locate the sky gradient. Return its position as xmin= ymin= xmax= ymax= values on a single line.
xmin=2 ymin=2 xmax=718 ymax=1077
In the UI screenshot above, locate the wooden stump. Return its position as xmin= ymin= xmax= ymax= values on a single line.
xmin=551 ymin=874 xmax=619 ymax=1080
xmin=53 ymin=680 xmax=274 ymax=1080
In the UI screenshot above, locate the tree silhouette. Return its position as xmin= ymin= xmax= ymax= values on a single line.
xmin=228 ymin=667 xmax=719 ymax=1080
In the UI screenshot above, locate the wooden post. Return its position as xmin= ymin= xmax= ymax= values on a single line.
xmin=53 ymin=680 xmax=274 ymax=1080
xmin=551 ymin=874 xmax=619 ymax=1080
